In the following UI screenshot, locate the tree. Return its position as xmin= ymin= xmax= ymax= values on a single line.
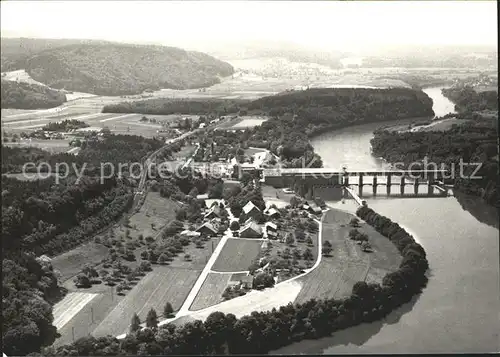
xmin=303 ymin=248 xmax=314 ymax=261
xmin=306 ymin=236 xmax=313 ymax=246
xmin=294 ymin=228 xmax=306 ymax=241
xmin=285 ymin=233 xmax=295 ymax=246
xmin=116 ymin=284 xmax=124 ymax=295
xmin=130 ymin=313 xmax=141 ymax=333
xmin=158 ymin=253 xmax=168 ymax=265
xmin=146 ymin=308 xmax=158 ymax=329
xmin=253 ymin=272 xmax=275 ymax=289
xmin=139 ymin=261 xmax=152 ymax=272
xmin=163 ymin=302 xmax=174 ymax=317
xmin=322 ymin=240 xmax=333 ymax=256
xmin=74 ymin=274 xmax=91 ymax=288
xmin=290 ymin=196 xmax=301 ymax=208
xmin=350 ymin=217 xmax=360 ymax=227
xmin=184 ymin=254 xmax=191 ymax=261
xmin=230 ymin=221 xmax=240 ymax=231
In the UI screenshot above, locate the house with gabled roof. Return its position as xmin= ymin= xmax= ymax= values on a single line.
xmin=242 ymin=201 xmax=261 ymax=219
xmin=196 ymin=222 xmax=218 ymax=237
xmin=239 ymin=221 xmax=262 ymax=238
xmin=204 ymin=204 xmax=223 ymax=220
xmin=264 ymin=207 xmax=280 ymax=219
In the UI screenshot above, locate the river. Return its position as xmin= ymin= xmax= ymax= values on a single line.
xmin=423 ymin=86 xmax=457 ymax=117
xmin=273 ymin=90 xmax=499 ymax=354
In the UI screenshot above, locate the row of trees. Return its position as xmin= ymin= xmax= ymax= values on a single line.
xmin=49 ymin=204 xmax=429 ymax=355
xmin=41 ymin=119 xmax=89 ymax=132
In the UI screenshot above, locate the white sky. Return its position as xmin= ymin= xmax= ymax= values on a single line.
xmin=1 ymin=1 xmax=497 ymax=51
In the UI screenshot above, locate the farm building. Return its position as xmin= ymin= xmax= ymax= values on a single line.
xmin=196 ymin=193 xmax=209 ymax=200
xmin=264 ymin=207 xmax=280 ymax=218
xmin=266 ymin=222 xmax=278 ymax=232
xmin=239 ymin=275 xmax=254 ymax=289
xmin=308 ymin=202 xmax=322 ymax=214
xmin=229 ymin=273 xmax=254 ymax=289
xmin=204 ymin=205 xmax=223 ymax=220
xmin=204 ymin=199 xmax=223 ymax=209
xmin=180 ymin=230 xmax=201 ymax=237
xmin=242 ymin=201 xmax=261 ymax=220
xmin=196 ymin=222 xmax=218 ymax=237
xmin=239 ymin=221 xmax=262 ymax=238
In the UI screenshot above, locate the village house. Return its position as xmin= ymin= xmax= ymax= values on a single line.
xmin=242 ymin=201 xmax=261 ymax=220
xmin=308 ymin=202 xmax=322 ymax=214
xmin=239 ymin=221 xmax=262 ymax=238
xmin=266 ymin=221 xmax=278 ymax=233
xmin=196 ymin=222 xmax=218 ymax=237
xmin=204 ymin=204 xmax=223 ymax=220
xmin=264 ymin=207 xmax=281 ymax=219
xmin=228 ymin=273 xmax=254 ymax=289
xmin=239 ymin=275 xmax=254 ymax=289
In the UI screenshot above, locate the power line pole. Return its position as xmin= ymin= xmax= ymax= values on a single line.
xmin=72 ymin=326 xmax=75 ymax=342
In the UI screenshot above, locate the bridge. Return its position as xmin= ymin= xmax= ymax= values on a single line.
xmin=261 ymin=167 xmax=451 ymax=200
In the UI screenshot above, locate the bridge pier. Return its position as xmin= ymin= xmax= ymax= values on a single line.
xmin=358 ymin=173 xmax=363 ymax=198
xmin=414 ymin=178 xmax=419 ymax=195
xmin=428 ymin=172 xmax=434 ymax=196
xmin=400 ymin=176 xmax=405 ymax=196
xmin=386 ymin=174 xmax=391 ymax=196
xmin=373 ymin=176 xmax=377 ymax=196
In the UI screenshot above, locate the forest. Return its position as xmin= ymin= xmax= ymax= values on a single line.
xmin=441 ymin=86 xmax=498 ymax=113
xmin=19 ymin=42 xmax=234 ymax=95
xmin=1 ymin=79 xmax=67 ymax=109
xmin=43 ymin=205 xmax=428 ymax=356
xmin=102 ymin=98 xmax=248 ymax=116
xmin=371 ymin=118 xmax=499 ymax=206
xmin=1 ymin=134 xmax=166 ymax=355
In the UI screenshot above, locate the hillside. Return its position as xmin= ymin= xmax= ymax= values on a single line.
xmin=1 ymin=79 xmax=67 ymax=109
xmin=4 ymin=42 xmax=233 ymax=96
xmin=2 ymin=38 xmax=90 ymax=71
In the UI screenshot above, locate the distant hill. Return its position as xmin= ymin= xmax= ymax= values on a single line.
xmin=203 ymin=40 xmax=344 ymax=69
xmin=1 ymin=79 xmax=67 ymax=109
xmin=1 ymin=37 xmax=105 ymax=72
xmin=1 ymin=38 xmax=235 ymax=96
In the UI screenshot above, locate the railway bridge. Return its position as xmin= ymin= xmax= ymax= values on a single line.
xmin=261 ymin=167 xmax=451 ymax=200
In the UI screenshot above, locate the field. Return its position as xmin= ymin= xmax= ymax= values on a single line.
xmin=1 ymin=109 xmax=182 ymax=138
xmin=50 ymin=192 xmax=187 ymax=343
xmin=92 ymin=266 xmax=201 ymax=337
xmin=52 ymin=242 xmax=110 ymax=282
xmin=295 ymin=208 xmax=402 ymax=303
xmin=211 ymin=238 xmax=263 ymax=272
xmin=295 ymin=260 xmax=369 ymax=303
xmin=189 ymin=273 xmax=231 ymax=311
xmin=3 ymin=139 xmax=72 ymax=154
xmin=52 ymin=292 xmax=99 ymax=330
xmin=216 ymin=115 xmax=269 ymax=131
xmin=112 ymin=191 xmax=180 ymax=241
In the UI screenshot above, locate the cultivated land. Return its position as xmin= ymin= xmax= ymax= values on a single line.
xmin=211 ymin=238 xmax=263 ymax=272
xmin=189 ymin=272 xmax=231 ymax=311
xmin=4 ymin=139 xmax=72 ymax=154
xmin=295 ymin=209 xmax=401 ymax=303
xmin=92 ymin=266 xmax=201 ymax=337
xmin=216 ymin=115 xmax=269 ymax=130
xmin=50 ymin=192 xmax=184 ymax=344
